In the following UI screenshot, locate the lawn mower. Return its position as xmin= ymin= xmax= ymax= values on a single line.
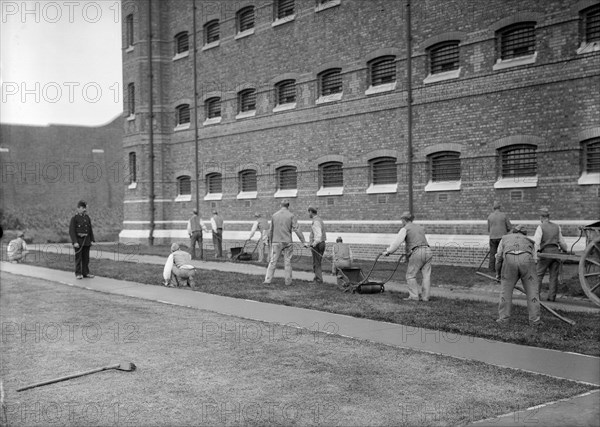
xmin=336 ymin=253 xmax=406 ymax=294
xmin=230 ymin=239 xmax=258 ymax=262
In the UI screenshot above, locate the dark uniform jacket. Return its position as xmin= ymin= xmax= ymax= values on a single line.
xmin=69 ymin=213 xmax=95 ymax=246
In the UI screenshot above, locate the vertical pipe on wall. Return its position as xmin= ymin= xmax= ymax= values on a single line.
xmin=192 ymin=0 xmax=200 ymax=213
xmin=147 ymin=0 xmax=155 ymax=245
xmin=406 ymin=0 xmax=414 ymax=215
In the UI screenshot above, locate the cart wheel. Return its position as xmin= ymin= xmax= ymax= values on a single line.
xmin=579 ymin=236 xmax=600 ymax=307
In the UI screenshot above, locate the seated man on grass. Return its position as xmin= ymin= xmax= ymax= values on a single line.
xmin=162 ymin=243 xmax=196 ymax=287
xmin=7 ymin=231 xmax=30 ymax=263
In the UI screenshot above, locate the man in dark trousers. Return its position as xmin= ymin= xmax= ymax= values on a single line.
xmin=69 ymin=200 xmax=95 ymax=279
xmin=533 ymin=208 xmax=568 ymax=301
xmin=187 ymin=208 xmax=207 ymax=260
xmin=487 ymin=201 xmax=512 ymax=271
xmin=305 ymin=206 xmax=327 ymax=284
xmin=211 ymin=210 xmax=224 ymax=258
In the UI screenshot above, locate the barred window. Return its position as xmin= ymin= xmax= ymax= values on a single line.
xmin=239 ymin=170 xmax=257 ymax=192
xmin=128 ymin=152 xmax=136 ymax=184
xmin=238 ymin=89 xmax=256 ymax=113
xmin=177 ymin=176 xmax=191 ymax=196
xmin=275 ymin=80 xmax=296 ymax=105
xmin=320 ymin=162 xmax=343 ymax=188
xmin=581 ymin=5 xmax=600 ymax=43
xmin=205 ymin=20 xmax=220 ymax=44
xmin=127 ymin=83 xmax=135 ymax=115
xmin=497 ymin=22 xmax=536 ymax=60
xmin=429 ymin=41 xmax=460 ymax=74
xmin=583 ymin=139 xmax=600 ymax=173
xmin=429 ymin=151 xmax=461 ymax=182
xmin=369 ymin=56 xmax=396 ymax=86
xmin=205 ymin=97 xmax=221 ymax=119
xmin=370 ymin=157 xmax=397 ymax=185
xmin=126 ymin=14 xmax=134 ymax=47
xmin=277 ymin=166 xmax=297 ymax=190
xmin=499 ymin=144 xmax=537 ymax=178
xmin=276 ymin=0 xmax=294 ymax=19
xmin=206 ymin=173 xmax=222 ymax=194
xmin=176 ymin=104 xmax=190 ymax=125
xmin=174 ymin=32 xmax=189 ymax=54
xmin=237 ymin=6 xmax=255 ymax=32
xmin=319 ymin=68 xmax=342 ymax=96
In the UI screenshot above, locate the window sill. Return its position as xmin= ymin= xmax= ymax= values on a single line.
xmin=366 ymin=183 xmax=397 ymax=194
xmin=423 ymin=68 xmax=461 ymax=84
xmin=174 ymin=123 xmax=191 ymax=131
xmin=204 ymin=193 xmax=223 ymax=201
xmin=126 ymin=114 xmax=136 ymax=121
xmin=202 ymin=41 xmax=220 ymax=51
xmin=492 ymin=52 xmax=537 ymax=71
xmin=172 ymin=51 xmax=189 ymax=61
xmin=315 ymin=0 xmax=340 ymax=12
xmin=126 ymin=46 xmax=134 ymax=53
xmin=578 ymin=172 xmax=600 ymax=185
xmin=128 ymin=182 xmax=138 ymax=190
xmin=272 ymin=15 xmax=295 ymax=27
xmin=424 ymin=180 xmax=461 ymax=192
xmin=365 ymin=82 xmax=396 ymax=95
xmin=273 ymin=102 xmax=296 ymax=112
xmin=175 ymin=195 xmax=192 ymax=202
xmin=274 ymin=189 xmax=298 ymax=198
xmin=203 ymin=117 xmax=222 ymax=126
xmin=577 ymin=41 xmax=600 ymax=55
xmin=235 ymin=28 xmax=255 ymax=40
xmin=235 ymin=110 xmax=256 ymax=120
xmin=317 ymin=186 xmax=343 ymax=196
xmin=493 ymin=176 xmax=538 ymax=189
xmin=237 ymin=191 xmax=258 ymax=200
xmin=316 ymin=93 xmax=343 ymax=104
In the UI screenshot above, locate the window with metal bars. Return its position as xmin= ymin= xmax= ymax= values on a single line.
xmin=276 ymin=0 xmax=294 ymax=19
xmin=238 ymin=89 xmax=256 ymax=113
xmin=275 ymin=80 xmax=296 ymax=105
xmin=370 ymin=157 xmax=397 ymax=185
xmin=319 ymin=69 xmax=342 ymax=96
xmin=177 ymin=176 xmax=191 ymax=195
xmin=206 ymin=173 xmax=222 ymax=194
xmin=174 ymin=32 xmax=189 ymax=54
xmin=369 ymin=56 xmax=396 ymax=86
xmin=583 ymin=139 xmax=600 ymax=173
xmin=429 ymin=42 xmax=460 ymax=74
xmin=176 ymin=104 xmax=191 ymax=125
xmin=237 ymin=6 xmax=255 ymax=32
xmin=126 ymin=14 xmax=134 ymax=47
xmin=499 ymin=145 xmax=537 ymax=178
xmin=128 ymin=152 xmax=136 ymax=184
xmin=497 ymin=22 xmax=536 ymax=60
xmin=582 ymin=5 xmax=600 ymax=43
xmin=205 ymin=97 xmax=221 ymax=119
xmin=205 ymin=20 xmax=220 ymax=44
xmin=320 ymin=162 xmax=343 ymax=188
xmin=277 ymin=166 xmax=297 ymax=190
xmin=127 ymin=83 xmax=135 ymax=115
xmin=429 ymin=151 xmax=461 ymax=182
xmin=239 ymin=170 xmax=257 ymax=192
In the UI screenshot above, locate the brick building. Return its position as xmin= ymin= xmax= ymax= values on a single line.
xmin=120 ymin=0 xmax=600 ymax=265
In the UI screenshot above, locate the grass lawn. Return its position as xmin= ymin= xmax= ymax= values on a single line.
xmin=16 ymin=246 xmax=600 ymax=357
xmin=1 ymin=274 xmax=597 ymax=427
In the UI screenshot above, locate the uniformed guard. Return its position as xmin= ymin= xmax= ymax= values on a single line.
xmin=495 ymin=224 xmax=541 ymax=326
xmin=69 ymin=200 xmax=95 ymax=279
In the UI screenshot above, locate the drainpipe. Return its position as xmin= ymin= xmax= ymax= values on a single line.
xmin=193 ymin=0 xmax=200 ymax=213
xmin=406 ymin=0 xmax=414 ymax=216
xmin=147 ymin=0 xmax=155 ymax=245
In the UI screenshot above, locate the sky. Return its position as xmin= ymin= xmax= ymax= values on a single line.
xmin=1 ymin=0 xmax=123 ymax=126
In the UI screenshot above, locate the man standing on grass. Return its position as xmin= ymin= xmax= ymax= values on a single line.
xmin=263 ymin=199 xmax=306 ymax=286
xmin=305 ymin=206 xmax=327 ymax=284
xmin=211 ymin=210 xmax=224 ymax=258
xmin=382 ymin=212 xmax=432 ymax=301
xmin=495 ymin=225 xmax=541 ymax=327
xmin=69 ymin=200 xmax=95 ymax=279
xmin=187 ymin=209 xmax=208 ymax=260
xmin=248 ymin=212 xmax=270 ymax=263
xmin=487 ymin=201 xmax=512 ymax=272
xmin=533 ymin=208 xmax=568 ymax=302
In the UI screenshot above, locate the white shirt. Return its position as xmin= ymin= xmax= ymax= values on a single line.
xmin=386 ymin=228 xmax=407 ymax=254
xmin=186 ymin=218 xmax=208 ymax=235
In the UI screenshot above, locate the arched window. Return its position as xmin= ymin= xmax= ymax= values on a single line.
xmin=582 ymin=138 xmax=600 ymax=174
xmin=176 ymin=104 xmax=190 ymax=125
xmin=275 ymin=80 xmax=296 ymax=105
xmin=318 ymin=68 xmax=342 ymax=96
xmin=499 ymin=144 xmax=537 ymax=177
xmin=428 ymin=42 xmax=460 ymax=74
xmin=277 ymin=166 xmax=297 ymax=190
xmin=177 ymin=176 xmax=191 ymax=196
xmin=205 ymin=97 xmax=221 ymax=119
xmin=368 ymin=56 xmax=396 ymax=86
xmin=370 ymin=157 xmax=397 ymax=185
xmin=238 ymin=89 xmax=256 ymax=113
xmin=319 ymin=162 xmax=343 ymax=188
xmin=204 ymin=20 xmax=220 ymax=44
xmin=237 ymin=6 xmax=255 ymax=33
xmin=174 ymin=32 xmax=189 ymax=54
xmin=206 ymin=173 xmax=222 ymax=194
xmin=429 ymin=151 xmax=461 ymax=182
xmin=497 ymin=22 xmax=536 ymax=60
xmin=239 ymin=170 xmax=257 ymax=192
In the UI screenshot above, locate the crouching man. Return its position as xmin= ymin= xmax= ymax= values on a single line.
xmin=496 ymin=225 xmax=541 ymax=327
xmin=163 ymin=243 xmax=196 ymax=287
xmin=7 ymin=231 xmax=30 ymax=263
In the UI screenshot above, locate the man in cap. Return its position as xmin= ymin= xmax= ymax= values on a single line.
xmin=69 ymin=200 xmax=95 ymax=279
xmin=248 ymin=212 xmax=270 ymax=263
xmin=7 ymin=231 xmax=30 ymax=263
xmin=210 ymin=210 xmax=224 ymax=258
xmin=264 ymin=199 xmax=306 ymax=286
xmin=187 ymin=208 xmax=208 ymax=260
xmin=495 ymin=224 xmax=541 ymax=326
xmin=163 ymin=243 xmax=196 ymax=287
xmin=382 ymin=212 xmax=432 ymax=301
xmin=305 ymin=206 xmax=327 ymax=284
xmin=533 ymin=208 xmax=568 ymax=302
xmin=487 ymin=201 xmax=512 ymax=272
